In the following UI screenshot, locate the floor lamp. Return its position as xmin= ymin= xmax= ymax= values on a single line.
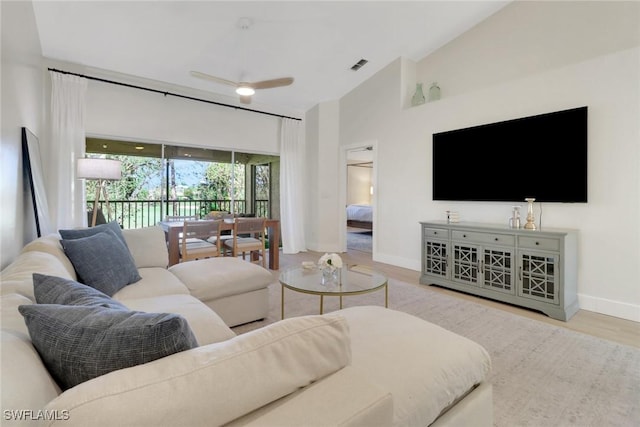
xmin=77 ymin=158 xmax=122 ymax=227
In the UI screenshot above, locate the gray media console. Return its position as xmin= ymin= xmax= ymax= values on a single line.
xmin=420 ymin=221 xmax=578 ymax=321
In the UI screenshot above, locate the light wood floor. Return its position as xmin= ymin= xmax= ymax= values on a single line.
xmin=274 ymin=248 xmax=640 ymax=349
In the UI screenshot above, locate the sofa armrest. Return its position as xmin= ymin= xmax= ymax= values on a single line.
xmin=226 ymin=366 xmax=394 ymax=427
xmin=44 ymin=314 xmax=351 ymax=426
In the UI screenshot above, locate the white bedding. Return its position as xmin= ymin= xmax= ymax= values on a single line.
xmin=346 ymin=204 xmax=373 ymax=222
xmin=337 ymin=306 xmax=491 ymax=427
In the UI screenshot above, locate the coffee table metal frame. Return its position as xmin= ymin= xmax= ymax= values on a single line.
xmin=279 ymin=266 xmax=388 ymax=319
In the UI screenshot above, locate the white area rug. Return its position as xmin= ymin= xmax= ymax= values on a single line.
xmin=234 ymin=273 xmax=640 ymax=427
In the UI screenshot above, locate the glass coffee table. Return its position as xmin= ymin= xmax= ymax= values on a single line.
xmin=279 ymin=265 xmax=388 ymax=318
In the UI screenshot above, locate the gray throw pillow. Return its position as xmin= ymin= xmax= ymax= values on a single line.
xmin=19 ymin=304 xmax=198 ymax=390
xmin=59 ymin=221 xmax=128 ymax=247
xmin=61 ymin=228 xmax=141 ymax=296
xmin=33 ymin=273 xmax=127 ymax=310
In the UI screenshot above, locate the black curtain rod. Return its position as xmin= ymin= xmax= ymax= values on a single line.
xmin=47 ymin=68 xmax=302 ymax=121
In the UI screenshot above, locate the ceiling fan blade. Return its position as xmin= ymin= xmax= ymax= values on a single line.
xmin=239 ymin=95 xmax=252 ymax=105
xmin=190 ymin=71 xmax=239 ymax=88
xmin=251 ymin=77 xmax=294 ymax=90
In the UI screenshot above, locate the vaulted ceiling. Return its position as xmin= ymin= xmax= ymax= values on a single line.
xmin=32 ymin=1 xmax=509 ymax=117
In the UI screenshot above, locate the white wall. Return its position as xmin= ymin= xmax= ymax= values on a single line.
xmin=347 ymin=166 xmax=372 ymax=205
xmin=305 ymin=100 xmax=342 ymax=252
xmin=305 ymin=104 xmax=321 ymax=249
xmin=0 ymin=1 xmax=44 ymax=269
xmin=84 ymin=79 xmax=282 ymax=154
xmin=337 ymin=1 xmax=640 ymax=321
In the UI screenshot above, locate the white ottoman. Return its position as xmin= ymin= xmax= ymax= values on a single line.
xmin=169 ymin=257 xmax=274 ymax=327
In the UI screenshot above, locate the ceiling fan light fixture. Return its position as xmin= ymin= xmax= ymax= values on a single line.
xmin=236 ymin=86 xmax=255 ymax=96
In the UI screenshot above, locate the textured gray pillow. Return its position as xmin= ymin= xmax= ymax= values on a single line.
xmin=61 ymin=228 xmax=141 ymax=296
xmin=33 ymin=273 xmax=126 ymax=310
xmin=59 ymin=220 xmax=128 ymax=247
xmin=19 ymin=304 xmax=198 ymax=390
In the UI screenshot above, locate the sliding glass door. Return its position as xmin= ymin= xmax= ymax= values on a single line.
xmin=84 ymin=137 xmax=279 ymax=228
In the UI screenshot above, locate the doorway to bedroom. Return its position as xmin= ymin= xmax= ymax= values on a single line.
xmin=346 ymin=146 xmax=374 ymax=255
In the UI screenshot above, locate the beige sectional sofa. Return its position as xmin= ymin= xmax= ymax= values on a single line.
xmin=1 ymin=225 xmax=493 ymax=426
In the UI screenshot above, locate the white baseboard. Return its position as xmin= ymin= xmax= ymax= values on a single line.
xmin=307 ymin=243 xmax=342 ymax=254
xmin=578 ymin=294 xmax=640 ymax=323
xmin=373 ymin=252 xmax=421 ymax=272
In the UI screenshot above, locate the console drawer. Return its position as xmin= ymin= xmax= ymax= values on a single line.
xmin=518 ymin=236 xmax=560 ymax=251
xmin=451 ymin=230 xmax=514 ymax=246
xmin=424 ymin=227 xmax=449 ymax=240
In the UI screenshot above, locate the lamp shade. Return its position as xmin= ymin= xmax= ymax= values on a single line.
xmin=77 ymin=158 xmax=122 ymax=181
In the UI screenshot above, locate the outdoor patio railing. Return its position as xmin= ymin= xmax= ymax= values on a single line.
xmin=88 ymin=199 xmax=270 ymax=229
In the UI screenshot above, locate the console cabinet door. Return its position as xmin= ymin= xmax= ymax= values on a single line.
xmin=423 ymin=239 xmax=449 ymax=279
xmin=481 ymin=246 xmax=515 ymax=294
xmin=451 ymin=243 xmax=515 ymax=292
xmin=518 ymin=250 xmax=560 ymax=305
xmin=452 ymin=242 xmax=480 ymax=286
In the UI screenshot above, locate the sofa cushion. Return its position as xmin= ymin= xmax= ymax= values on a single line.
xmin=337 ymin=306 xmax=492 ymax=427
xmin=225 ymin=366 xmax=394 ymax=427
xmin=123 ymin=294 xmax=236 ymax=345
xmin=61 ymin=228 xmax=141 ymax=296
xmin=19 ymin=304 xmax=198 ymax=390
xmin=59 ymin=221 xmax=127 ymax=247
xmin=112 ymin=267 xmax=189 ymax=301
xmin=2 ymin=293 xmax=62 ymax=413
xmin=43 ymin=314 xmax=351 ymax=426
xmin=0 ymin=251 xmax=77 ymax=300
xmin=33 ymin=273 xmax=127 ymax=310
xmin=205 ymin=287 xmax=269 ymax=327
xmin=1 ymin=293 xmax=34 ymax=337
xmin=169 ymin=257 xmax=273 ymax=301
xmin=122 ymin=226 xmax=169 ymax=268
xmin=1 ymin=330 xmax=61 ymax=417
xmin=20 ymin=234 xmax=77 ymax=278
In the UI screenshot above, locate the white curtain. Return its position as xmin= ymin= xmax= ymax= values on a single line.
xmin=49 ymin=71 xmax=88 ymax=230
xmin=279 ymin=118 xmax=306 ymax=253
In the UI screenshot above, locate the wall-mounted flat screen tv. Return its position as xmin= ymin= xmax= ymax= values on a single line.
xmin=432 ymin=106 xmax=588 ymax=203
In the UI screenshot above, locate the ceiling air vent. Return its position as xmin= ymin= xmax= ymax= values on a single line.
xmin=350 ymin=59 xmax=368 ymax=71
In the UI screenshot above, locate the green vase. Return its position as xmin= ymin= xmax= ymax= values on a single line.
xmin=411 ymin=83 xmax=426 ymax=106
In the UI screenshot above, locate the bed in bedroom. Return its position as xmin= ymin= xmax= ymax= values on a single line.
xmin=346 ymin=204 xmax=373 ymax=229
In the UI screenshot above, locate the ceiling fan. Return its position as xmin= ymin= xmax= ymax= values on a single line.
xmin=191 ymin=17 xmax=294 ymax=105
xmin=190 ymin=71 xmax=294 ymax=105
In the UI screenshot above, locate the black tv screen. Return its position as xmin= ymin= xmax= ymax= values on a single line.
xmin=432 ymin=106 xmax=588 ymax=203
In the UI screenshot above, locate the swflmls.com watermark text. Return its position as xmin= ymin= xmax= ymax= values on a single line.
xmin=4 ymin=409 xmax=70 ymax=421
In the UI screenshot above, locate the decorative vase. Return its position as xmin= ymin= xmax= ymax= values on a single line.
xmin=509 ymin=206 xmax=521 ymax=229
xmin=428 ymin=82 xmax=441 ymax=102
xmin=524 ymin=198 xmax=537 ymax=230
xmin=321 ymin=267 xmax=340 ymax=286
xmin=411 ymin=83 xmax=426 ymax=106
